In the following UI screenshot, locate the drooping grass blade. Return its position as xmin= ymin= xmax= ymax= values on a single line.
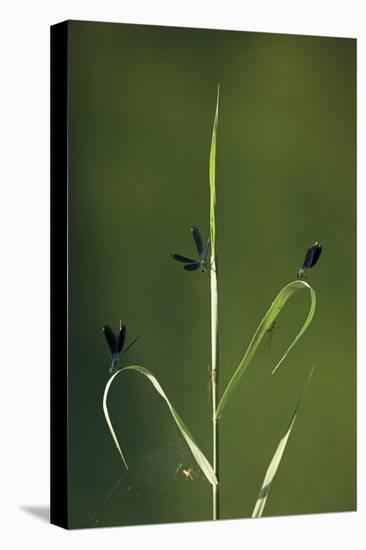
xmin=216 ymin=280 xmax=316 ymax=419
xmin=103 ymin=373 xmax=129 ymax=469
xmin=259 ymin=320 xmax=279 ymax=356
xmin=102 ymin=365 xmax=218 ymax=486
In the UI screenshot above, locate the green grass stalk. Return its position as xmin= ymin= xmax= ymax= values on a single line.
xmin=210 ymin=86 xmax=220 ymax=520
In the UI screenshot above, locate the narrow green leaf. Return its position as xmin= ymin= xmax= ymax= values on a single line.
xmin=216 ymin=280 xmax=316 ymax=418
xmin=209 ymin=85 xmax=220 ymax=520
xmin=102 ymin=365 xmax=218 ymax=486
xmin=210 ymin=86 xmax=220 ymax=376
xmin=103 ymin=371 xmax=129 ymax=469
xmin=252 ymin=366 xmax=315 ymax=518
xmin=209 ymin=85 xmax=219 ymax=256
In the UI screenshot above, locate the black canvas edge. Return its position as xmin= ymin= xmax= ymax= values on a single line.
xmin=50 ymin=20 xmax=69 ymax=529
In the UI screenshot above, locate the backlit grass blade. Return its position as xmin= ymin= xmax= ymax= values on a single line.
xmin=103 ymin=371 xmax=129 ymax=470
xmin=210 ymin=85 xmax=220 ymax=519
xmin=216 ymin=280 xmax=316 ymax=418
xmin=252 ymin=366 xmax=315 ymax=518
xmin=102 ymin=365 xmax=218 ymax=486
xmin=209 ymin=85 xmax=219 ymax=255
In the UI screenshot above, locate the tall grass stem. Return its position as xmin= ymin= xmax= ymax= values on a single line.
xmin=210 ymin=86 xmax=220 ymax=520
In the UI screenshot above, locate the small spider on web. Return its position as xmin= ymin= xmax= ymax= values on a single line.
xmin=82 ymin=431 xmax=203 ymax=526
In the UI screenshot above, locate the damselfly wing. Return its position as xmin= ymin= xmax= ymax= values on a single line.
xmin=103 ymin=321 xmax=138 ymax=373
xmin=170 ymin=226 xmax=210 ymax=272
xmin=297 ymin=241 xmax=322 ymax=279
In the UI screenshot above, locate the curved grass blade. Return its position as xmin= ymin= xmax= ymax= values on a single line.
xmin=103 ymin=373 xmax=129 ymax=470
xmin=252 ymin=366 xmax=315 ymax=518
xmin=102 ymin=365 xmax=218 ymax=486
xmin=216 ymin=280 xmax=316 ymax=419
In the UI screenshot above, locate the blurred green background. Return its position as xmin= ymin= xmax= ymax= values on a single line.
xmin=67 ymin=20 xmax=356 ymax=528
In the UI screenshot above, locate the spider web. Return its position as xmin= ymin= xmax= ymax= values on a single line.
xmin=83 ymin=434 xmax=204 ymax=526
